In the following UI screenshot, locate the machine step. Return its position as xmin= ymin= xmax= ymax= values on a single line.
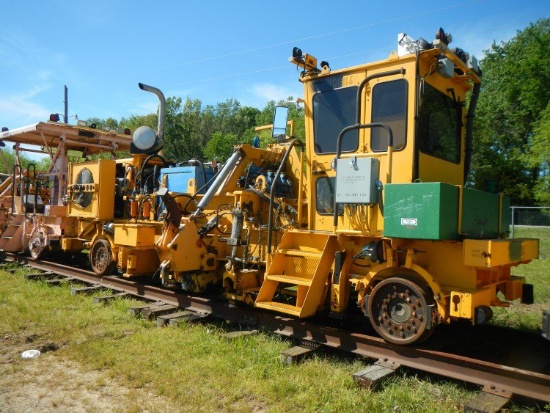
xmin=277 ymin=248 xmax=323 ymax=258
xmin=265 ymin=274 xmax=313 ymax=286
xmin=255 ymin=301 xmax=302 ymax=316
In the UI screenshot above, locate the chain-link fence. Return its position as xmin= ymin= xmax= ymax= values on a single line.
xmin=510 ymin=206 xmax=550 ymax=237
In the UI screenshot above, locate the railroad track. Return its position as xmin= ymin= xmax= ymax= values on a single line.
xmin=3 ymin=252 xmax=549 ymax=408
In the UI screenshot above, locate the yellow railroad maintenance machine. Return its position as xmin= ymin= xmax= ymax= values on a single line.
xmin=63 ymin=84 xmax=170 ymax=277
xmin=0 ymin=83 xmax=171 ymax=277
xmin=151 ymin=28 xmax=538 ymax=345
xmin=0 ymin=28 xmax=539 ymax=345
xmin=0 ymin=116 xmax=132 ymax=260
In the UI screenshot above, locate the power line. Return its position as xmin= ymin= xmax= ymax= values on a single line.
xmin=152 ymin=0 xmax=487 ymax=72
xmin=167 ymin=47 xmax=389 ymax=88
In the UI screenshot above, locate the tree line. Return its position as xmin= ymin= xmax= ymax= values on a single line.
xmin=87 ymin=98 xmax=305 ymax=164
xmin=471 ymin=18 xmax=550 ymax=206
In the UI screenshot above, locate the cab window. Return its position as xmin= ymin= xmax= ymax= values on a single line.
xmin=417 ymin=83 xmax=461 ymax=163
xmin=313 ymin=86 xmax=358 ymax=154
xmin=315 ymin=177 xmax=343 ymax=216
xmin=371 ymin=79 xmax=407 ymax=151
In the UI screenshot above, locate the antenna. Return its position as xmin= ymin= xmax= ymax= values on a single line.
xmin=63 ymin=85 xmax=68 ymax=123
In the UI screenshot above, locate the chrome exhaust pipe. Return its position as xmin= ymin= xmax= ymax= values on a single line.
xmin=138 ymin=83 xmax=165 ymax=141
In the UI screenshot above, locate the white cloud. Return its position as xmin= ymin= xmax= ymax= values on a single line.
xmin=0 ymin=92 xmax=51 ymax=128
xmin=0 ymin=24 xmax=73 ymax=127
xmin=250 ymin=83 xmax=302 ymax=106
xmin=122 ymin=98 xmax=163 ymax=119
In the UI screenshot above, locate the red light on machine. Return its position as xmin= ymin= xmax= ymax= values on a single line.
xmin=196 ymin=239 xmax=203 ymax=248
xmin=49 ymin=114 xmax=60 ymax=122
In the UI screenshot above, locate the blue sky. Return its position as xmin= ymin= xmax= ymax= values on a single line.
xmin=1 ymin=0 xmax=548 ymax=129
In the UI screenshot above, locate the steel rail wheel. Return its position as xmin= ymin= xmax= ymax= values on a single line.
xmin=28 ymin=231 xmax=47 ymax=260
xmin=89 ymin=238 xmax=115 ymax=276
xmin=368 ymin=277 xmax=435 ymax=345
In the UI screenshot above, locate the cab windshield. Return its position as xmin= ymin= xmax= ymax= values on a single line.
xmin=312 ymin=84 xmax=358 ymax=154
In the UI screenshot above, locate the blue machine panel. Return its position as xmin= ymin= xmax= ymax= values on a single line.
xmin=160 ymin=165 xmax=214 ymax=194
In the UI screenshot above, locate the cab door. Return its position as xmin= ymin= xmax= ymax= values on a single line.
xmin=415 ymin=82 xmax=465 ymax=186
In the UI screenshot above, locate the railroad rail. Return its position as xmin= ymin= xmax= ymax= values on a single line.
xmin=3 ymin=252 xmax=549 ymax=405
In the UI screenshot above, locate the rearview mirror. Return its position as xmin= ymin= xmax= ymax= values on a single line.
xmin=272 ymin=106 xmax=289 ymax=140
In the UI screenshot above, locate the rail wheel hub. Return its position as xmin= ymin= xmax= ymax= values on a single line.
xmin=89 ymin=238 xmax=115 ymax=276
xmin=368 ymin=277 xmax=435 ymax=345
xmin=28 ymin=231 xmax=47 ymax=260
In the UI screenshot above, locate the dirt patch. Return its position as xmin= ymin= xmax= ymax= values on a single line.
xmin=0 ymin=332 xmax=178 ymax=413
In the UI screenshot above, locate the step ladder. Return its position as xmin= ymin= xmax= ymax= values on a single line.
xmin=0 ymin=175 xmax=13 ymax=198
xmin=255 ymin=232 xmax=337 ymax=318
xmin=0 ymin=214 xmax=27 ymax=252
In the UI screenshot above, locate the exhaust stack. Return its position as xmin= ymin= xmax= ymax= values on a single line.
xmin=138 ymin=82 xmax=165 ymax=141
xmin=131 ymin=83 xmax=166 ymax=154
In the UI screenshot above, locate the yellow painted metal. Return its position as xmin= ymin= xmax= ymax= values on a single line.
xmin=113 ymin=224 xmax=156 ymax=247
xmin=254 ymin=119 xmax=295 ymax=136
xmin=463 ymin=238 xmax=539 ymax=268
xmin=223 ymin=268 xmax=262 ymax=304
xmin=305 ymin=62 xmax=417 ymax=234
xmin=60 ymin=237 xmax=84 ymax=250
xmin=177 ymin=271 xmax=219 ymax=293
xmin=77 ymin=220 xmax=96 ymax=239
xmin=187 ymin=178 xmax=197 ymax=195
xmin=504 ymin=276 xmax=526 ymax=301
xmin=47 ymin=205 xmax=67 ymax=217
xmin=256 ymin=231 xmax=336 ymax=317
xmin=117 ymin=246 xmax=160 ymax=277
xmin=159 ymin=220 xmax=204 ymax=272
xmin=449 ymin=277 xmax=525 ymax=320
xmin=339 ymin=234 xmax=536 ymax=324
xmin=67 ymin=160 xmax=116 ymax=219
xmin=449 ymin=289 xmax=493 ymax=319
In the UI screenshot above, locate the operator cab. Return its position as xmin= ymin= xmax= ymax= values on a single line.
xmin=290 ymin=28 xmax=481 ymax=232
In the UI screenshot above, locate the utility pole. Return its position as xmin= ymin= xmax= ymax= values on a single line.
xmin=63 ymin=85 xmax=68 ymax=123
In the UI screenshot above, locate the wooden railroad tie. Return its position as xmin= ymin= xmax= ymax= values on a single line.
xmin=24 ymin=271 xmax=55 ymax=280
xmin=128 ymin=303 xmax=155 ymax=316
xmin=464 ymin=386 xmax=512 ymax=413
xmin=353 ymin=359 xmax=401 ymax=390
xmin=142 ymin=304 xmax=179 ymax=321
xmin=156 ymin=311 xmax=210 ymax=327
xmin=280 ymin=345 xmax=317 ymax=365
xmin=93 ymin=292 xmax=129 ymax=304
xmin=45 ymin=277 xmax=73 ymax=286
xmin=222 ymin=330 xmax=259 ymax=340
xmin=71 ymin=285 xmax=103 ymax=295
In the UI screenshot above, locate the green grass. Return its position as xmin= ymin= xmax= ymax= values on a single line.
xmin=490 ymin=227 xmax=550 ymax=331
xmin=0 ymin=264 xmax=477 ymax=412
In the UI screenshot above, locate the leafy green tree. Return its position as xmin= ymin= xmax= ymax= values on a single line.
xmin=203 ymin=132 xmax=241 ymax=161
xmin=528 ymin=102 xmax=550 ymax=204
xmin=0 ymin=148 xmax=39 ymax=174
xmin=159 ymin=98 xmax=262 ymax=163
xmin=83 ymin=117 xmax=119 ymax=131
xmin=471 ymin=19 xmax=550 ymax=205
xmin=119 ymin=113 xmax=157 ymax=132
xmin=173 ymin=97 xmax=204 ymax=162
xmin=33 ymin=157 xmax=52 ymax=172
xmin=0 ymin=149 xmax=16 ymax=174
xmin=89 ymin=95 xmax=302 ymax=165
